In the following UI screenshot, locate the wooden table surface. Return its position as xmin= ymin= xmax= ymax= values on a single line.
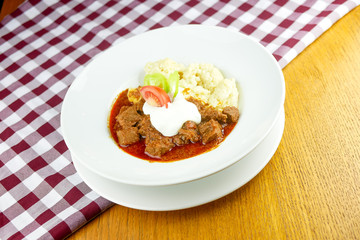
xmin=66 ymin=5 xmax=360 ymax=240
xmin=2 ymin=2 xmax=359 ymax=239
xmin=0 ymin=0 xmax=25 ymax=22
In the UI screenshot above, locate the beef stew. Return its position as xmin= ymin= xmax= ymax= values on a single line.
xmin=109 ymin=88 xmax=239 ymax=162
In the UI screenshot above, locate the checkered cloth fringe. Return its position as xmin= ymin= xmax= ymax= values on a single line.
xmin=1 ymin=0 xmax=359 ymax=239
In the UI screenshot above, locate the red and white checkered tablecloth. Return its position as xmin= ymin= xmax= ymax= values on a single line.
xmin=1 ymin=0 xmax=358 ymax=239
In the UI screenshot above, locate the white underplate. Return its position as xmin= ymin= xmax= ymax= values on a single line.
xmin=72 ymin=108 xmax=285 ymax=211
xmin=61 ymin=25 xmax=285 ymax=186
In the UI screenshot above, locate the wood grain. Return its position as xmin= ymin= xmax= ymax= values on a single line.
xmin=67 ymin=6 xmax=360 ymax=240
xmin=0 ymin=0 xmax=25 ymax=22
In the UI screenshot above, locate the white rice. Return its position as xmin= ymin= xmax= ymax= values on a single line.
xmin=144 ymin=58 xmax=239 ymax=110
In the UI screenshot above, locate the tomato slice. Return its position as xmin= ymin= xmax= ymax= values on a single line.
xmin=140 ymin=86 xmax=171 ymax=108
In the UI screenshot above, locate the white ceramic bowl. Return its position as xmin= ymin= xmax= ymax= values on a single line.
xmin=61 ymin=25 xmax=285 ymax=186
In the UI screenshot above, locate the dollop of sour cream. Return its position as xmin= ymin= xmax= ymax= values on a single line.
xmin=143 ymin=91 xmax=201 ymax=137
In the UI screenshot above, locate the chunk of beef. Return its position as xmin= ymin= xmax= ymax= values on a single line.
xmin=138 ymin=115 xmax=152 ymax=136
xmin=116 ymin=105 xmax=142 ymax=128
xmin=144 ymin=128 xmax=163 ymax=145
xmin=119 ymin=105 xmax=130 ymax=114
xmin=145 ymin=137 xmax=175 ymax=158
xmin=173 ymin=128 xmax=200 ymax=146
xmin=173 ymin=121 xmax=200 ymax=146
xmin=203 ymin=108 xmax=227 ymax=123
xmin=198 ymin=119 xmax=223 ymax=144
xmin=222 ymin=106 xmax=240 ymax=123
xmin=113 ymin=121 xmax=121 ymax=132
xmin=138 ymin=117 xmax=176 ymax=157
xmin=187 ymin=97 xmax=227 ymax=123
xmin=116 ymin=127 xmax=140 ymax=146
xmin=183 ymin=120 xmax=197 ymax=130
xmin=137 ymin=115 xmax=163 ymax=144
xmin=134 ymin=98 xmax=145 ymax=113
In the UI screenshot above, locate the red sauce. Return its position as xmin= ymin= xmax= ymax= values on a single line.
xmin=108 ymin=89 xmax=236 ymax=162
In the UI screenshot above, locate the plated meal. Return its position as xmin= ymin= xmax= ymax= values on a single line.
xmin=109 ymin=59 xmax=240 ymax=161
xmin=61 ymin=25 xmax=285 ymax=186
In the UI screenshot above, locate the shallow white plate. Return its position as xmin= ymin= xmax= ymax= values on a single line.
xmin=72 ymin=108 xmax=285 ymax=211
xmin=61 ymin=25 xmax=285 ymax=186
